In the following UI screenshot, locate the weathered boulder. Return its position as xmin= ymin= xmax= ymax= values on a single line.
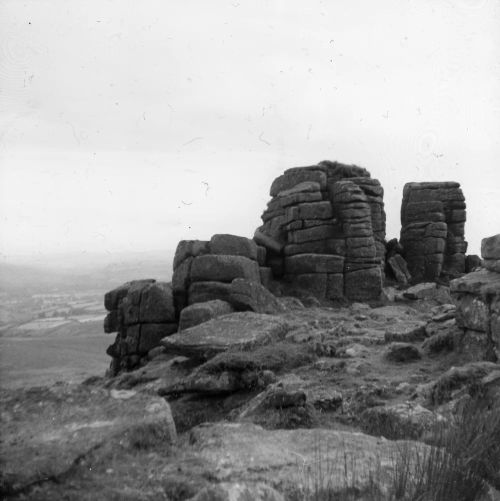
xmin=179 ymin=300 xmax=235 ymax=330
xmin=0 ymin=385 xmax=176 ymax=492
xmin=482 ymin=234 xmax=500 ymax=273
xmin=189 ymin=421 xmax=431 ymax=496
xmin=387 ymin=254 xmax=411 ymax=285
xmin=482 ymin=234 xmax=500 ymax=260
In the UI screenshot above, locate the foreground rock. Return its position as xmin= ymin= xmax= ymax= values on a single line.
xmin=189 ymin=422 xmax=430 ymax=497
xmin=161 ymin=312 xmax=291 ymax=360
xmin=0 ymin=384 xmax=176 ymax=494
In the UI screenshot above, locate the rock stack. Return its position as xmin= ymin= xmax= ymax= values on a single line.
xmin=257 ymin=161 xmax=386 ymax=301
xmin=400 ymin=182 xmax=467 ymax=282
xmin=104 ymin=280 xmax=178 ymax=373
xmin=102 ymin=160 xmax=476 ymax=374
xmin=451 ymin=234 xmax=500 ymax=361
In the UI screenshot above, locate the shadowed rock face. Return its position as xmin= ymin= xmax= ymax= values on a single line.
xmin=450 ymin=234 xmax=500 ymax=360
xmin=400 ymin=182 xmax=467 ymax=282
xmin=451 ymin=233 xmax=500 ymax=362
xmin=257 ymin=161 xmax=386 ymax=301
xmin=104 ymin=280 xmax=178 ymax=374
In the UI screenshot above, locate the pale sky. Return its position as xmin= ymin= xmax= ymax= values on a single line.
xmin=1 ymin=0 xmax=499 ymax=261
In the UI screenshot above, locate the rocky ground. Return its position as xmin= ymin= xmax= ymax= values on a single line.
xmin=1 ymin=284 xmax=500 ymax=501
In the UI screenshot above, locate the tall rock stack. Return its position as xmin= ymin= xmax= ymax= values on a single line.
xmin=256 ymin=161 xmax=386 ymax=301
xmin=451 ymin=234 xmax=500 ymax=362
xmin=104 ymin=280 xmax=178 ymax=374
xmin=330 ymin=180 xmax=382 ymax=301
xmin=400 ymin=182 xmax=467 ymax=282
xmin=349 ymin=177 xmax=386 ymax=266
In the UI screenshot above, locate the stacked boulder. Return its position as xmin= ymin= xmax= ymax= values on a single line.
xmin=104 ymin=280 xmax=178 ymax=374
xmin=450 ymin=234 xmax=500 ymax=361
xmin=257 ymin=161 xmax=386 ymax=301
xmin=400 ymin=182 xmax=467 ymax=282
xmin=171 ymin=233 xmax=284 ymax=321
xmin=104 ymin=234 xmax=286 ymax=374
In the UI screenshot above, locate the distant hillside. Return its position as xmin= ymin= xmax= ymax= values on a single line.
xmin=0 ymin=250 xmax=175 ymax=293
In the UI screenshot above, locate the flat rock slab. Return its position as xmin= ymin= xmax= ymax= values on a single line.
xmin=161 ymin=312 xmax=291 ymax=360
xmin=0 ymin=384 xmax=176 ymax=493
xmin=189 ymin=422 xmax=430 ymax=495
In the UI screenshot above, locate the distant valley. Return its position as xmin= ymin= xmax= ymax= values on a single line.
xmin=0 ymin=250 xmax=175 ymax=388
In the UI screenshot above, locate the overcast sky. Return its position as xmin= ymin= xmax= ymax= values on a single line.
xmin=1 ymin=0 xmax=499 ymax=262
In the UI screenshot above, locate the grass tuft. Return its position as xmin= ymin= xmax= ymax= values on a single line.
xmin=287 ymin=397 xmax=500 ymax=500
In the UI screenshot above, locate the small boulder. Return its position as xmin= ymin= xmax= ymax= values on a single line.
xmin=481 ymin=234 xmax=500 ymax=260
xmin=384 ymin=342 xmax=422 ymax=363
xmin=465 ymin=254 xmax=482 ymax=273
xmin=387 ymin=255 xmax=411 ymax=285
